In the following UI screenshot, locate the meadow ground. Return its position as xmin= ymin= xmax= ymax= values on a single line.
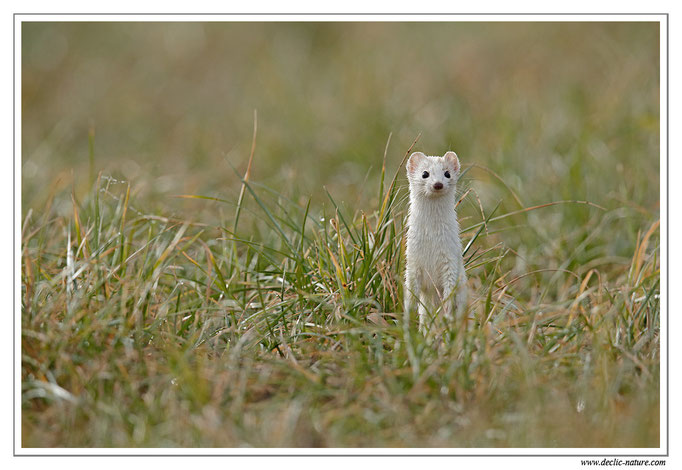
xmin=21 ymin=21 xmax=660 ymax=447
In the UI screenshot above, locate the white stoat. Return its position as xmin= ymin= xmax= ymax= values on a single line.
xmin=404 ymin=151 xmax=468 ymax=334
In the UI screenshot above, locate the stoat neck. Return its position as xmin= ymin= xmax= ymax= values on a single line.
xmin=409 ymin=193 xmax=458 ymax=222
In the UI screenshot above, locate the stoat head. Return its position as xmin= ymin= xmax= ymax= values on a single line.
xmin=406 ymin=151 xmax=460 ymax=199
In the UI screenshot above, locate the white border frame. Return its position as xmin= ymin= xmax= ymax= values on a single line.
xmin=13 ymin=13 xmax=668 ymax=458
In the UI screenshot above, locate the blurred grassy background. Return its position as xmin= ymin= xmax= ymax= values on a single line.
xmin=22 ymin=22 xmax=659 ymax=216
xmin=21 ymin=21 xmax=661 ymax=448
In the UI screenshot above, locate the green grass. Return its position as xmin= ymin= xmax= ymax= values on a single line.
xmin=21 ymin=21 xmax=660 ymax=448
xmin=21 ymin=149 xmax=659 ymax=447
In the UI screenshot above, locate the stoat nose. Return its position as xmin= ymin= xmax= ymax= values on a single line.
xmin=433 ymin=182 xmax=444 ymax=190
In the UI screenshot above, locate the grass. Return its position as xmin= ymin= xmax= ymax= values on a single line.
xmin=21 ymin=142 xmax=660 ymax=447
xmin=21 ymin=21 xmax=660 ymax=448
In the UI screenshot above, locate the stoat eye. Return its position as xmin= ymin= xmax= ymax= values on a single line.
xmin=444 ymin=171 xmax=451 ymax=178
xmin=422 ymin=171 xmax=429 ymax=179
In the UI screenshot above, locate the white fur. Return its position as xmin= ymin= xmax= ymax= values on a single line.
xmin=404 ymin=151 xmax=468 ymax=334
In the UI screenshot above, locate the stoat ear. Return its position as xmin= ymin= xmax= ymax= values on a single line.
xmin=443 ymin=151 xmax=460 ymax=174
xmin=407 ymin=152 xmax=426 ymax=176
